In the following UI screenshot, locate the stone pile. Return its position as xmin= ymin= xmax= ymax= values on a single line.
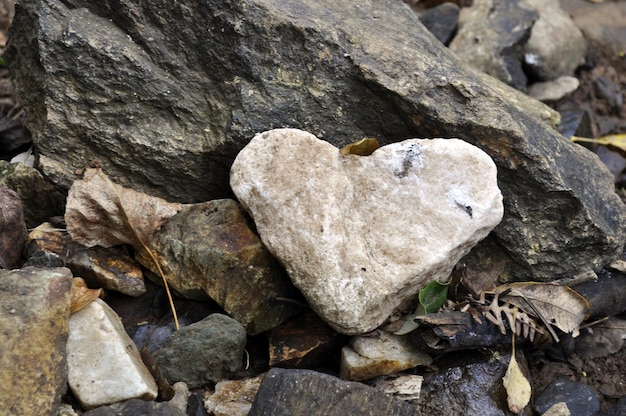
xmin=1 ymin=0 xmax=626 ymax=415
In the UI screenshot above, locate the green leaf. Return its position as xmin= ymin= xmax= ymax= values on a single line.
xmin=418 ymin=279 xmax=450 ymax=314
xmin=393 ymin=280 xmax=449 ymax=335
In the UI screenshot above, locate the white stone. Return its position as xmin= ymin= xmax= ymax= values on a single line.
xmin=340 ymin=330 xmax=432 ymax=381
xmin=67 ymin=299 xmax=158 ymax=409
xmin=230 ymin=129 xmax=503 ymax=334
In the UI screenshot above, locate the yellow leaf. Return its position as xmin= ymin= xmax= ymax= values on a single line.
xmin=571 ymin=134 xmax=626 ymax=154
xmin=71 ymin=277 xmax=103 ymax=313
xmin=503 ymin=353 xmax=532 ymax=414
xmin=503 ymin=306 xmax=531 ymax=414
xmin=340 ymin=137 xmax=380 ymax=156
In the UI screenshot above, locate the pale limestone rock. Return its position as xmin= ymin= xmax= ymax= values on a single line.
xmin=67 ymin=298 xmax=158 ymax=410
xmin=231 ymin=129 xmax=503 ymax=334
xmin=528 ymin=76 xmax=580 ymax=102
xmin=340 ymin=331 xmax=432 ymax=381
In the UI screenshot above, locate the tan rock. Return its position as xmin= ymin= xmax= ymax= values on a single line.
xmin=0 ymin=267 xmax=73 ymax=415
xmin=231 ymin=129 xmax=503 ymax=334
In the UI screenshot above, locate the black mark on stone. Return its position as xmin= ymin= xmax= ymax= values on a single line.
xmin=455 ymin=200 xmax=473 ymax=218
xmin=395 ymin=144 xmax=422 ymax=178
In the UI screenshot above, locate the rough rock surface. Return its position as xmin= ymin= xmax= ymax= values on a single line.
xmin=524 ymin=0 xmax=586 ymax=81
xmin=67 ymin=298 xmax=158 ymax=410
xmin=340 ymin=330 xmax=433 ymax=381
xmin=6 ymin=0 xmax=626 ymax=279
xmin=154 ymin=313 xmax=247 ymax=389
xmin=0 ymin=160 xmax=66 ymax=228
xmin=415 ymin=349 xmax=532 ymax=416
xmin=449 ymin=0 xmax=537 ymax=90
xmin=0 ymin=267 xmax=72 ymax=416
xmin=138 ymin=199 xmax=302 ymax=335
xmin=0 ymin=186 xmax=25 ymax=268
xmin=231 ymin=129 xmax=503 ymax=334
xmin=248 ymin=368 xmax=416 ymax=416
xmin=204 ymin=375 xmax=264 ymax=416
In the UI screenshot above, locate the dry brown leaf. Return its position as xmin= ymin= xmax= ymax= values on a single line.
xmin=65 ymin=168 xmax=182 ymax=249
xmin=499 ymin=283 xmax=590 ymax=337
xmin=65 ymin=168 xmax=182 ymax=329
xmin=71 ymin=277 xmax=103 ymax=313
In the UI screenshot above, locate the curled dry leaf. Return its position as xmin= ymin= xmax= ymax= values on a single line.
xmin=71 ymin=277 xmax=103 ymax=313
xmin=65 ymin=168 xmax=182 ymax=249
xmin=498 ymin=282 xmax=590 ymax=337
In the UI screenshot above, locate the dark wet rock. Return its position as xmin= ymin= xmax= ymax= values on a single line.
xmin=154 ymin=313 xmax=246 ymax=389
xmin=82 ymin=382 xmax=189 ymax=416
xmin=449 ymin=0 xmax=536 ymax=90
xmin=534 ymin=378 xmax=600 ymax=416
xmin=415 ymin=349 xmax=532 ymax=416
xmin=0 ymin=186 xmax=25 ymax=268
xmin=418 ymin=2 xmax=459 ymax=45
xmin=0 ymin=267 xmax=73 ymax=415
xmin=132 ymin=323 xmax=176 ymax=353
xmin=248 ymin=367 xmax=415 ymax=416
xmin=0 ymin=160 xmax=66 ymax=228
xmin=6 ymin=0 xmax=626 ymax=280
xmin=594 ymin=76 xmax=623 ymax=112
xmin=137 ymin=199 xmax=301 ymax=335
xmin=524 ymin=0 xmax=586 ymax=81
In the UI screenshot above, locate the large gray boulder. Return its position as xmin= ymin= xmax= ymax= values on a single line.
xmin=7 ymin=0 xmax=626 ymax=279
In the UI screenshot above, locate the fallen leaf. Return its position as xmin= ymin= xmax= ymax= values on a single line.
xmin=394 ymin=279 xmax=449 ymax=335
xmin=65 ymin=168 xmax=182 ymax=249
xmin=571 ymin=134 xmax=626 ymax=156
xmin=71 ymin=277 xmax=103 ymax=313
xmin=503 ymin=306 xmax=531 ymax=414
xmin=503 ymin=350 xmax=532 ymax=414
xmin=65 ymin=168 xmax=183 ymax=328
xmin=340 ymin=137 xmax=380 ymax=156
xmin=498 ymin=282 xmax=590 ymax=337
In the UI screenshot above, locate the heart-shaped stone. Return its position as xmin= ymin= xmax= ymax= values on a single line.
xmin=231 ymin=129 xmax=503 ymax=334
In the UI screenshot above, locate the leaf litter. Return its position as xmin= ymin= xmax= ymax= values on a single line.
xmin=65 ymin=168 xmax=183 ymax=328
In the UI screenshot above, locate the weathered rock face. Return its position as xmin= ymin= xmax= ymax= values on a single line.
xmin=248 ymin=368 xmax=416 ymax=416
xmin=7 ymin=0 xmax=626 ymax=279
xmin=0 ymin=186 xmax=25 ymax=268
xmin=138 ymin=199 xmax=302 ymax=335
xmin=0 ymin=267 xmax=72 ymax=416
xmin=449 ymin=0 xmax=537 ymax=90
xmin=231 ymin=129 xmax=503 ymax=334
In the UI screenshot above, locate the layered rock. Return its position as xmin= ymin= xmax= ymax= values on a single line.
xmin=231 ymin=129 xmax=503 ymax=334
xmin=7 ymin=0 xmax=626 ymax=279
